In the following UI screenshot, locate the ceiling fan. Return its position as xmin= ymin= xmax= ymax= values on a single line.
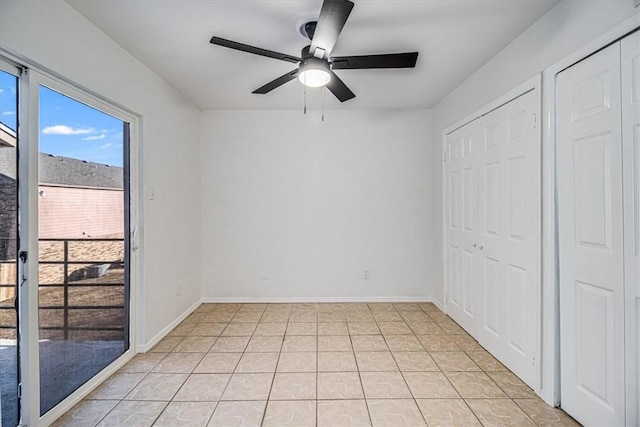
xmin=210 ymin=0 xmax=419 ymax=102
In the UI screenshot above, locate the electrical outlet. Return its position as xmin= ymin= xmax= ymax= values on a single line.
xmin=363 ymin=269 xmax=371 ymax=280
xmin=176 ymin=282 xmax=182 ymax=296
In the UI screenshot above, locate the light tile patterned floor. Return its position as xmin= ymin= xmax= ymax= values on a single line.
xmin=53 ymin=303 xmax=580 ymax=426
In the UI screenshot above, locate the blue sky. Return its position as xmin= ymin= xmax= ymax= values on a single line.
xmin=0 ymin=70 xmax=124 ymax=167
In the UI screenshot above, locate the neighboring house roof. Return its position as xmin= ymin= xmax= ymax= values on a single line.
xmin=0 ymin=123 xmax=16 ymax=148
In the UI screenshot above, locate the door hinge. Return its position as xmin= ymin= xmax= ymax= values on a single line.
xmin=443 ymin=151 xmax=447 ymax=162
xmin=17 ymin=382 xmax=22 ymax=398
xmin=533 ymin=112 xmax=537 ymax=129
xmin=19 ymin=251 xmax=27 ymax=263
xmin=532 ymin=350 xmax=536 ymax=365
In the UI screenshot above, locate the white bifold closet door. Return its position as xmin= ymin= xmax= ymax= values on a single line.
xmin=558 ymin=31 xmax=639 ymax=426
xmin=445 ymin=88 xmax=540 ymax=390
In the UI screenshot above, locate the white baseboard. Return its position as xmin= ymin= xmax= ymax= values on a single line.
xmin=431 ymin=298 xmax=446 ymax=312
xmin=201 ymin=296 xmax=434 ymax=304
xmin=138 ymin=298 xmax=202 ymax=352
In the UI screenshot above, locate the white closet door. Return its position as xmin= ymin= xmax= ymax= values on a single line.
xmin=476 ymin=90 xmax=539 ymax=388
xmin=445 ymin=119 xmax=481 ymax=335
xmin=622 ymin=30 xmax=640 ymax=427
xmin=558 ymin=42 xmax=625 ymax=426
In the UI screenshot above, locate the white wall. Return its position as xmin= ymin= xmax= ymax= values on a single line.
xmin=431 ymin=0 xmax=639 ymax=305
xmin=201 ymin=109 xmax=435 ymax=301
xmin=0 ymin=0 xmax=202 ymax=348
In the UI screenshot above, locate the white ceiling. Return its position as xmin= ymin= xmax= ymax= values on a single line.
xmin=66 ymin=0 xmax=558 ymax=110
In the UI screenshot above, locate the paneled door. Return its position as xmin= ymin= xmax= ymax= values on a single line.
xmin=622 ymin=30 xmax=640 ymax=427
xmin=557 ymin=42 xmax=625 ymax=426
xmin=445 ymin=118 xmax=481 ymax=335
xmin=445 ymin=86 xmax=540 ymax=390
xmin=476 ymin=90 xmax=539 ymax=389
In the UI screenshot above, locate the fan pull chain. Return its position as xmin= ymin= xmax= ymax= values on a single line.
xmin=321 ymin=86 xmax=325 ymax=122
xmin=303 ymin=74 xmax=307 ymax=115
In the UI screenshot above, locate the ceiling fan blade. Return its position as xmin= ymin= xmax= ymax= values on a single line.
xmin=326 ymin=71 xmax=355 ymax=102
xmin=210 ymin=36 xmax=301 ymax=63
xmin=331 ymin=52 xmax=419 ymax=70
xmin=309 ymin=0 xmax=354 ymax=59
xmin=253 ymin=69 xmax=300 ymax=94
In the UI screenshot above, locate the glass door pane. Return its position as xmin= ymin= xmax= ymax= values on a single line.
xmin=0 ymin=69 xmax=19 ymax=427
xmin=37 ymin=85 xmax=129 ymax=415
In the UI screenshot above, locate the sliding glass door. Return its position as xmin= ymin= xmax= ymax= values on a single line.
xmin=0 ymin=63 xmax=20 ymax=427
xmin=0 ymin=60 xmax=135 ymax=426
xmin=37 ymin=84 xmax=130 ymax=415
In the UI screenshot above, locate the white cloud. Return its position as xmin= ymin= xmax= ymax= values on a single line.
xmin=83 ymin=134 xmax=106 ymax=141
xmin=2 ymin=110 xmax=15 ymax=116
xmin=42 ymin=125 xmax=95 ymax=135
xmin=0 ymin=88 xmax=4 ymax=93
xmin=100 ymin=143 xmax=114 ymax=150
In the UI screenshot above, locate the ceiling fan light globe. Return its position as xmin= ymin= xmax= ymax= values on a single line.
xmin=299 ymin=69 xmax=331 ymax=88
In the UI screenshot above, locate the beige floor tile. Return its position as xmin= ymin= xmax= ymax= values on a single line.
xmin=317 ymin=372 xmax=365 ymax=399
xmin=209 ymin=336 xmax=250 ymax=352
xmin=282 ymin=335 xmax=317 ymax=352
xmin=366 ymin=399 xmax=427 ymax=426
xmin=264 ymin=303 xmax=292 ymax=312
xmin=231 ymin=311 xmax=263 ymax=322
xmin=182 ymin=313 xmax=207 ymax=323
xmin=449 ymin=334 xmax=483 ymax=351
xmin=466 ymin=399 xmax=536 ymax=426
xmin=360 ymin=372 xmax=411 ymax=398
xmin=173 ymin=374 xmax=231 ymax=401
xmin=173 ymin=336 xmax=216 ymax=353
xmin=446 ymin=372 xmax=507 ymax=398
xmin=317 ymin=400 xmax=371 ymax=427
xmin=351 ymin=335 xmax=388 ymax=352
xmin=416 ymin=399 xmax=480 ymax=426
xmin=355 ymin=351 xmax=398 ymax=371
xmin=252 ymin=322 xmax=286 ymax=336
xmin=318 ymin=351 xmax=357 ymax=372
xmin=154 ymin=401 xmax=216 ymax=426
xmin=514 ymin=399 xmax=581 ymax=426
xmin=119 ymin=353 xmax=167 ymax=373
xmin=124 ymin=373 xmax=188 ymax=401
xmin=239 ymin=303 xmax=267 ymax=311
xmin=384 ymin=335 xmax=424 ymax=351
xmin=168 ymin=323 xmax=197 ymax=336
xmin=372 ymin=312 xmax=404 ymax=322
xmin=417 ymin=335 xmax=460 ymax=351
xmin=262 ymin=400 xmax=316 ymax=427
xmin=419 ymin=303 xmax=440 ymax=312
xmin=347 ymin=322 xmax=380 ymax=335
xmin=221 ymin=322 xmax=257 ymax=336
xmin=235 ymin=352 xmax=279 ymax=373
xmin=403 ymin=372 xmax=460 ymax=398
xmin=345 ymin=313 xmax=375 ymax=322
xmin=318 ymin=322 xmax=349 ymax=335
xmin=152 ymin=352 xmax=205 ymax=373
xmin=408 ymin=322 xmax=445 ymax=335
xmin=96 ymin=400 xmax=167 ymax=427
xmin=466 ymin=350 xmax=508 ymax=371
xmin=401 ymin=312 xmax=432 ymax=322
xmin=208 ymin=401 xmax=266 ymax=427
xmin=289 ymin=311 xmax=318 ymax=322
xmin=221 ymin=373 xmax=274 ymax=400
xmin=286 ymin=322 xmax=317 ymax=335
xmin=149 ymin=336 xmax=183 ymax=353
xmin=318 ymin=335 xmax=352 ymax=352
xmin=439 ymin=322 xmax=467 ymax=335
xmin=270 ymin=372 xmax=316 ymax=400
xmin=318 ymin=312 xmax=346 ymax=322
xmin=260 ymin=311 xmax=289 ymax=323
xmin=86 ymin=373 xmax=146 ymax=400
xmin=189 ymin=322 xmax=228 ymax=336
xmin=194 ymin=352 xmax=242 ymax=373
xmin=377 ymin=321 xmax=413 ymax=335
xmin=245 ymin=336 xmax=284 ymax=352
xmin=392 ymin=351 xmax=439 ymax=372
xmin=488 ymin=371 xmax=537 ymax=398
xmin=205 ymin=312 xmax=235 ymax=323
xmin=277 ymin=352 xmax=317 ymax=372
xmin=430 ymin=351 xmax=481 ymax=371
xmin=51 ymin=399 xmax=119 ymax=427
